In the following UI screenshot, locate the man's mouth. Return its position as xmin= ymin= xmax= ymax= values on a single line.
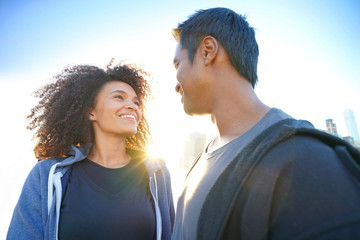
xmin=177 ymin=84 xmax=184 ymax=96
xmin=175 ymin=83 xmax=184 ymax=103
xmin=179 ymin=86 xmax=184 ymax=104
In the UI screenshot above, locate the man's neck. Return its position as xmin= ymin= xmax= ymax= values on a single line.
xmin=209 ymin=85 xmax=270 ymax=151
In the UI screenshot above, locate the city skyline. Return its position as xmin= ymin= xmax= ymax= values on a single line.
xmin=325 ymin=108 xmax=360 ymax=139
xmin=324 ymin=114 xmax=360 ymax=148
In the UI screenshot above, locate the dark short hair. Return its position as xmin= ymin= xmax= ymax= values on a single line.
xmin=173 ymin=7 xmax=259 ymax=87
xmin=27 ymin=62 xmax=151 ymax=160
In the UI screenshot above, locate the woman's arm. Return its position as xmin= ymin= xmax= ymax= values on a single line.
xmin=7 ymin=164 xmax=44 ymax=240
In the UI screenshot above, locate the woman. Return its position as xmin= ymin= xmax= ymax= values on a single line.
xmin=7 ymin=63 xmax=174 ymax=240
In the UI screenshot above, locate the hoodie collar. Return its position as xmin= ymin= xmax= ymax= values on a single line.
xmin=55 ymin=144 xmax=165 ymax=176
xmin=55 ymin=144 xmax=91 ymax=171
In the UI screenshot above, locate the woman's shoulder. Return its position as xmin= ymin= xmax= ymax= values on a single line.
xmin=33 ymin=157 xmax=66 ymax=173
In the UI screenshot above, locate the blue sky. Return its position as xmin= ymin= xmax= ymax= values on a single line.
xmin=1 ymin=0 xmax=360 ymax=156
xmin=1 ymin=0 xmax=359 ymax=80
xmin=1 ymin=0 xmax=359 ymax=155
xmin=1 ymin=0 xmax=360 ymax=237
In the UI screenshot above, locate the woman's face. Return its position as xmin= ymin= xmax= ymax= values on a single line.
xmin=89 ymin=81 xmax=142 ymax=139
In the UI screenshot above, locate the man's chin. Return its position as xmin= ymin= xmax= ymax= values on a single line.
xmin=184 ymin=104 xmax=207 ymax=116
xmin=183 ymin=104 xmax=195 ymax=116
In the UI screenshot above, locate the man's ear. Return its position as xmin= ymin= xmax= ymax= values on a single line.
xmin=201 ymin=36 xmax=219 ymax=66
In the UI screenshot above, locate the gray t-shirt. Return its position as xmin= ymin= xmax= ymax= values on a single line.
xmin=172 ymin=108 xmax=292 ymax=240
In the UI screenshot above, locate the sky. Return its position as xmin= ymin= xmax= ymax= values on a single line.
xmin=1 ymin=0 xmax=360 ymax=237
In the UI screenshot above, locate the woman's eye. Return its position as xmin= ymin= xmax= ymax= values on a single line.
xmin=115 ymin=95 xmax=124 ymax=100
xmin=134 ymin=101 xmax=140 ymax=106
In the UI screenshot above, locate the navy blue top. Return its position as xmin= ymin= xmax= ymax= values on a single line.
xmin=58 ymin=157 xmax=155 ymax=240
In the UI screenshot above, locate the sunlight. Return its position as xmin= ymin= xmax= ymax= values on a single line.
xmin=146 ymin=142 xmax=165 ymax=160
xmin=183 ymin=155 xmax=208 ymax=201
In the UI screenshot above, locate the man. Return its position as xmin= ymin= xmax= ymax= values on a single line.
xmin=171 ymin=7 xmax=360 ymax=240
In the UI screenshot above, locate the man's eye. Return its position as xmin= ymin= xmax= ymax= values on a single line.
xmin=174 ymin=63 xmax=179 ymax=70
xmin=134 ymin=101 xmax=140 ymax=106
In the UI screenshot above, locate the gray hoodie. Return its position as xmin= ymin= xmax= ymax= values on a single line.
xmin=7 ymin=145 xmax=175 ymax=240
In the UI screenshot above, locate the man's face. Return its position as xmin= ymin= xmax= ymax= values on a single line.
xmin=173 ymin=43 xmax=214 ymax=115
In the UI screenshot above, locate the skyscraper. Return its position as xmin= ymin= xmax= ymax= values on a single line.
xmin=325 ymin=119 xmax=338 ymax=136
xmin=344 ymin=109 xmax=360 ymax=144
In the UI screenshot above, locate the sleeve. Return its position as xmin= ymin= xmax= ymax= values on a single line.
xmin=267 ymin=136 xmax=360 ymax=239
xmin=7 ymin=164 xmax=44 ymax=240
xmin=223 ymin=135 xmax=360 ymax=240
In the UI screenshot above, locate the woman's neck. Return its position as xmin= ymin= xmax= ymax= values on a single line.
xmin=88 ymin=136 xmax=130 ymax=168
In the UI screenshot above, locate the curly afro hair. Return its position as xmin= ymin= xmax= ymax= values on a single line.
xmin=27 ymin=62 xmax=152 ymax=160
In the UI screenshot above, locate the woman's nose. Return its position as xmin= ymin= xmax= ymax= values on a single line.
xmin=126 ymin=101 xmax=138 ymax=110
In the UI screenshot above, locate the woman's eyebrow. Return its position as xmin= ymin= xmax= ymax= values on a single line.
xmin=111 ymin=90 xmax=139 ymax=101
xmin=111 ymin=90 xmax=127 ymax=94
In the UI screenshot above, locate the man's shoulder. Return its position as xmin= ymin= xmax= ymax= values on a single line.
xmin=220 ymin=117 xmax=360 ymax=190
xmin=259 ymin=118 xmax=358 ymax=165
xmin=253 ymin=118 xmax=355 ymax=153
xmin=260 ymin=134 xmax=343 ymax=176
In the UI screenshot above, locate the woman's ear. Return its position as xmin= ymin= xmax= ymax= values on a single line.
xmin=201 ymin=36 xmax=219 ymax=66
xmin=88 ymin=110 xmax=96 ymax=121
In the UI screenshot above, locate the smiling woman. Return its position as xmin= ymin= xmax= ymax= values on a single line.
xmin=88 ymin=81 xmax=144 ymax=167
xmin=6 ymin=62 xmax=175 ymax=240
xmin=27 ymin=63 xmax=151 ymax=159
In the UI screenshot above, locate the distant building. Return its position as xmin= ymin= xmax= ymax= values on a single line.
xmin=325 ymin=119 xmax=338 ymax=136
xmin=181 ymin=132 xmax=207 ymax=169
xmin=344 ymin=109 xmax=360 ymax=146
xmin=343 ymin=136 xmax=355 ymax=145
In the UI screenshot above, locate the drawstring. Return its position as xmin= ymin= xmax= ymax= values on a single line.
xmin=47 ymin=163 xmax=63 ymax=240
xmin=153 ymin=173 xmax=162 ymax=240
xmin=53 ymin=172 xmax=63 ymax=239
xmin=47 ymin=163 xmax=61 ymax=214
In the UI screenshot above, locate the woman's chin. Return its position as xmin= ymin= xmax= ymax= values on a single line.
xmin=120 ymin=129 xmax=138 ymax=138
